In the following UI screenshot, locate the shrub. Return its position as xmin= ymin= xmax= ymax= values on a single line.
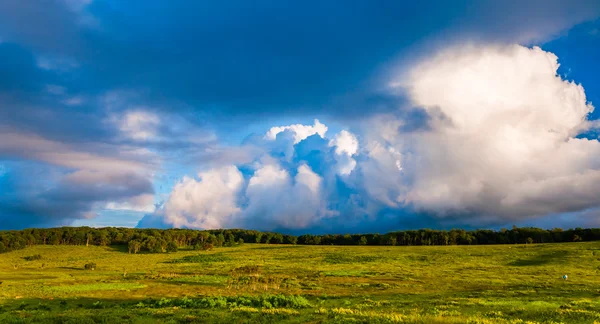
xmin=194 ymin=243 xmax=214 ymax=251
xmin=23 ymin=254 xmax=42 ymax=261
xmin=84 ymin=263 xmax=97 ymax=270
xmin=323 ymin=253 xmax=382 ymax=264
xmin=166 ymin=242 xmax=178 ymax=253
xmin=136 ymin=294 xmax=311 ymax=309
xmin=168 ymin=253 xmax=229 ymax=264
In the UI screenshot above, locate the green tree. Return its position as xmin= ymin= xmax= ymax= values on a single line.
xmin=385 ymin=234 xmax=397 ymax=246
xmin=359 ymin=236 xmax=368 ymax=245
xmin=264 ymin=233 xmax=274 ymax=244
xmin=166 ymin=241 xmax=178 ymax=253
xmin=216 ymin=234 xmax=225 ymax=247
xmin=285 ymin=235 xmax=298 ymax=245
xmin=128 ymin=240 xmax=141 ymax=254
xmin=272 ymin=233 xmax=284 ymax=244
xmin=96 ymin=232 xmax=110 ymax=246
xmin=225 ymin=234 xmax=236 ymax=247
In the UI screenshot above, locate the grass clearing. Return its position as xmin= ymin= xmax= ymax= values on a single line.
xmin=167 ymin=252 xmax=231 ymax=264
xmin=1 ymin=242 xmax=600 ymax=323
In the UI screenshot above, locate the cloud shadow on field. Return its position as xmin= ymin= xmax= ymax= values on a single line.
xmin=507 ymin=250 xmax=570 ymax=267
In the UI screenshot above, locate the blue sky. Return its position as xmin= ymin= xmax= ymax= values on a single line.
xmin=1 ymin=1 xmax=600 ymax=233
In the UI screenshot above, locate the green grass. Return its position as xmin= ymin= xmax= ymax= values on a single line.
xmin=1 ymin=242 xmax=600 ymax=323
xmin=167 ymin=252 xmax=231 ymax=264
xmin=43 ymin=282 xmax=147 ymax=293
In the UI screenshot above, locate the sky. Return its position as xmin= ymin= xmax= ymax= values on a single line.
xmin=1 ymin=0 xmax=600 ymax=233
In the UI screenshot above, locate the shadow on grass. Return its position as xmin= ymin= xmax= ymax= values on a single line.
xmin=251 ymin=245 xmax=306 ymax=250
xmin=58 ymin=266 xmax=84 ymax=271
xmin=107 ymin=245 xmax=129 ymax=253
xmin=508 ymin=251 xmax=569 ymax=266
xmin=107 ymin=245 xmax=199 ymax=254
xmin=154 ymin=279 xmax=225 ymax=287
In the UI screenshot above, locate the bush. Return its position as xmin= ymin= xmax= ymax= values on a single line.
xmin=23 ymin=254 xmax=42 ymax=261
xmin=193 ymin=243 xmax=214 ymax=251
xmin=323 ymin=253 xmax=382 ymax=264
xmin=84 ymin=263 xmax=97 ymax=270
xmin=137 ymin=294 xmax=311 ymax=309
xmin=168 ymin=253 xmax=229 ymax=264
xmin=166 ymin=242 xmax=178 ymax=253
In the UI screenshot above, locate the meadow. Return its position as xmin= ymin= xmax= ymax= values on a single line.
xmin=1 ymin=242 xmax=600 ymax=323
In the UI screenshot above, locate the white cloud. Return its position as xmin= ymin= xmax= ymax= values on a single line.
xmin=117 ymin=110 xmax=161 ymax=141
xmin=329 ymin=130 xmax=359 ymax=175
xmin=357 ymin=140 xmax=407 ymax=208
xmin=0 ymin=129 xmax=156 ymax=173
xmin=146 ymin=161 xmax=327 ymax=231
xmin=138 ymin=44 xmax=600 ymax=231
xmin=160 ymin=166 xmax=244 ymax=229
xmin=108 ymin=106 xmax=217 ymax=145
xmin=379 ymin=44 xmax=600 ymax=222
xmin=329 ymin=130 xmax=358 ymax=156
xmin=265 ymin=119 xmax=328 ymax=143
xmin=105 ymin=193 xmax=156 ymax=213
xmin=244 ymin=162 xmax=325 ymax=230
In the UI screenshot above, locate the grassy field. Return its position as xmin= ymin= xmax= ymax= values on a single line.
xmin=1 ymin=242 xmax=600 ymax=323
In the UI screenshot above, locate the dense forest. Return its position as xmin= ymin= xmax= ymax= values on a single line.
xmin=0 ymin=226 xmax=599 ymax=255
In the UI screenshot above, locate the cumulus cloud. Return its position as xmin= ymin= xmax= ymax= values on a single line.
xmin=139 ymin=122 xmax=351 ymax=231
xmin=150 ymin=166 xmax=245 ymax=229
xmin=243 ymin=162 xmax=325 ymax=230
xmin=380 ymin=44 xmax=600 ymax=223
xmin=329 ymin=130 xmax=359 ymax=156
xmin=329 ymin=130 xmax=359 ymax=175
xmin=139 ymin=159 xmax=328 ymax=231
xmin=5 ymin=0 xmax=598 ymax=232
xmin=140 ymin=44 xmax=600 ymax=232
xmin=265 ymin=119 xmax=327 ymax=143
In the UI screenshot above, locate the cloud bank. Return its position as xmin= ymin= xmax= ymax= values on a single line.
xmin=392 ymin=45 xmax=598 ymax=222
xmin=1 ymin=0 xmax=599 ymax=231
xmin=140 ymin=44 xmax=600 ymax=231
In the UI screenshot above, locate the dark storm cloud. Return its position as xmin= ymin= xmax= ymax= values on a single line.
xmin=0 ymin=128 xmax=158 ymax=229
xmin=4 ymin=0 xmax=598 ymax=125
xmin=0 ymin=161 xmax=155 ymax=230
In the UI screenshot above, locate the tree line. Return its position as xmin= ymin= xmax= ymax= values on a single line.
xmin=0 ymin=226 xmax=598 ymax=254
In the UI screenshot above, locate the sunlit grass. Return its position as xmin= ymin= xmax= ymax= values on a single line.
xmin=1 ymin=242 xmax=600 ymax=322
